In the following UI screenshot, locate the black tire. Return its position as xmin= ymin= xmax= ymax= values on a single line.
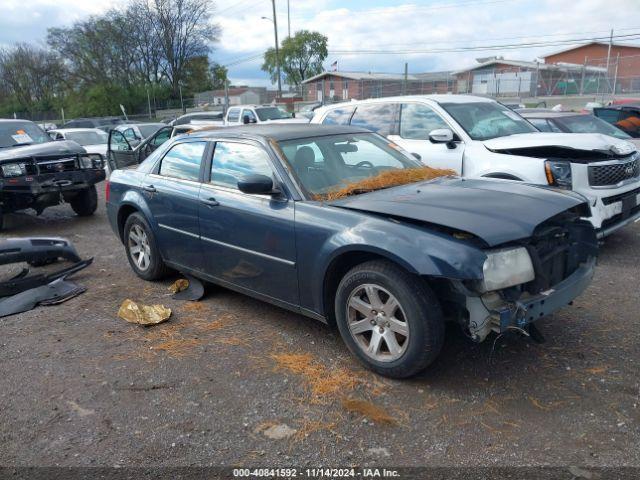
xmin=70 ymin=185 xmax=98 ymax=216
xmin=123 ymin=212 xmax=171 ymax=281
xmin=335 ymin=260 xmax=444 ymax=378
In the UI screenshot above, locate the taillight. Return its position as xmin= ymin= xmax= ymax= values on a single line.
xmin=105 ymin=180 xmax=110 ymax=203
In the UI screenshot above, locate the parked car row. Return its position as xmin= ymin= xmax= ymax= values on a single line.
xmin=4 ymin=93 xmax=640 ymax=378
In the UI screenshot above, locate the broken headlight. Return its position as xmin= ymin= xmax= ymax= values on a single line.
xmin=545 ymin=160 xmax=572 ymax=189
xmin=480 ymin=246 xmax=535 ymax=292
xmin=80 ymin=154 xmax=104 ymax=169
xmin=1 ymin=162 xmax=26 ymax=177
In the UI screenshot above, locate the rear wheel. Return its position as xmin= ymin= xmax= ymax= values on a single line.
xmin=70 ymin=185 xmax=98 ymax=216
xmin=123 ymin=212 xmax=170 ymax=280
xmin=335 ymin=260 xmax=444 ymax=378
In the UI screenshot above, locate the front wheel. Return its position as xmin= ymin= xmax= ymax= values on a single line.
xmin=70 ymin=185 xmax=98 ymax=216
xmin=335 ymin=260 xmax=444 ymax=378
xmin=123 ymin=212 xmax=170 ymax=280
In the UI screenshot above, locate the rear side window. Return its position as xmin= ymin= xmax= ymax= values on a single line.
xmin=350 ymin=103 xmax=399 ymax=136
xmin=210 ymin=142 xmax=273 ymax=189
xmin=593 ymin=108 xmax=621 ymax=123
xmin=322 ymin=107 xmax=355 ymax=125
xmin=158 ymin=141 xmax=206 ymax=181
xmin=399 ymin=103 xmax=449 ymax=139
xmin=227 ymin=108 xmax=240 ymax=122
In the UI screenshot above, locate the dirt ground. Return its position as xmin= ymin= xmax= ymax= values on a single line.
xmin=0 ymin=188 xmax=638 ymax=472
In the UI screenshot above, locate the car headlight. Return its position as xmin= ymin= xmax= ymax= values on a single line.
xmin=80 ymin=154 xmax=104 ymax=169
xmin=544 ymin=160 xmax=572 ymax=188
xmin=1 ymin=163 xmax=26 ymax=177
xmin=480 ymin=246 xmax=535 ymax=292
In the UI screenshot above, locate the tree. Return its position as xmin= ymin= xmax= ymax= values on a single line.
xmin=0 ymin=44 xmax=67 ymax=114
xmin=210 ymin=62 xmax=228 ymax=90
xmin=153 ymin=0 xmax=221 ymax=97
xmin=183 ymin=56 xmax=214 ymax=95
xmin=262 ymin=30 xmax=328 ymax=88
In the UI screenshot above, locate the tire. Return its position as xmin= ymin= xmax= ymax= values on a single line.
xmin=123 ymin=212 xmax=171 ymax=281
xmin=335 ymin=260 xmax=444 ymax=378
xmin=70 ymin=185 xmax=98 ymax=216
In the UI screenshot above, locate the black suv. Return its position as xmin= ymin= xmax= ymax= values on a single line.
xmin=0 ymin=119 xmax=106 ymax=230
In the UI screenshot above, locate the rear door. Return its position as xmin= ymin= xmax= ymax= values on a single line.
xmin=143 ymin=140 xmax=208 ymax=270
xmin=388 ymin=102 xmax=465 ymax=173
xmin=108 ymin=130 xmax=139 ymax=170
xmin=198 ymin=140 xmax=298 ymax=305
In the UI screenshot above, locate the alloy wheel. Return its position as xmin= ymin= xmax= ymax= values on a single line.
xmin=346 ymin=283 xmax=409 ymax=362
xmin=128 ymin=224 xmax=151 ymax=271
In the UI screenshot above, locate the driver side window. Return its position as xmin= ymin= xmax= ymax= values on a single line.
xmin=400 ymin=103 xmax=449 ymax=140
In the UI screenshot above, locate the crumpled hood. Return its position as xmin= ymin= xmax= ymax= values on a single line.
xmin=329 ymin=177 xmax=587 ymax=247
xmin=0 ymin=140 xmax=86 ymax=163
xmin=483 ymin=132 xmax=637 ymax=155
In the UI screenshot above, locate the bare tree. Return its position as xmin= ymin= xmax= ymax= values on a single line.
xmin=152 ymin=0 xmax=220 ymax=97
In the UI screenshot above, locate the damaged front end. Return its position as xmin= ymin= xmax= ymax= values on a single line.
xmin=452 ymin=209 xmax=598 ymax=342
xmin=0 ymin=237 xmax=92 ymax=318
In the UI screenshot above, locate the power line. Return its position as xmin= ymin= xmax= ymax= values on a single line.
xmin=330 ymin=26 xmax=640 ymax=50
xmin=328 ymin=33 xmax=640 ymax=55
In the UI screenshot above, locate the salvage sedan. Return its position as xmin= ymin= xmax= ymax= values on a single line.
xmin=106 ymin=125 xmax=598 ymax=378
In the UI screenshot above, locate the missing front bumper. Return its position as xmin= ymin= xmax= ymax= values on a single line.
xmin=466 ymin=257 xmax=596 ymax=341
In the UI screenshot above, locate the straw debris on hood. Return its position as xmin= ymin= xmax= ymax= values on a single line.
xmin=318 ymin=166 xmax=455 ymax=201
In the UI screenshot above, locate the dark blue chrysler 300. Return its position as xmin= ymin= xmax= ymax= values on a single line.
xmin=106 ymin=124 xmax=598 ymax=378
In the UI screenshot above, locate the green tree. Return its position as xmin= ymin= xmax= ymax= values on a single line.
xmin=183 ymin=56 xmax=214 ymax=95
xmin=210 ymin=62 xmax=228 ymax=90
xmin=261 ymin=30 xmax=328 ymax=88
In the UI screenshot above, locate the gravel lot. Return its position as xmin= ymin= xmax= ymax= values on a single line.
xmin=0 ymin=188 xmax=638 ymax=471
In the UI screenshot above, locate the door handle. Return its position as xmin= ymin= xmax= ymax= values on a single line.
xmin=201 ymin=197 xmax=219 ymax=207
xmin=142 ymin=184 xmax=156 ymax=193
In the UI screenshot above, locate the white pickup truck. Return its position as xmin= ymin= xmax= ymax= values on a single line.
xmin=225 ymin=104 xmax=309 ymax=126
xmin=312 ymin=95 xmax=640 ymax=238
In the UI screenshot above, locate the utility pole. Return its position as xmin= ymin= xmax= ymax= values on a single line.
xmin=605 ymin=28 xmax=614 ymax=100
xmin=612 ymin=52 xmax=620 ymax=99
xmin=403 ymin=62 xmax=408 ymax=95
xmin=224 ymin=78 xmax=229 ymax=114
xmin=179 ymin=84 xmax=185 ymax=114
xmin=147 ymin=87 xmax=152 ymax=119
xmin=271 ymin=0 xmax=282 ymax=99
xmin=287 ymin=0 xmax=291 ymax=37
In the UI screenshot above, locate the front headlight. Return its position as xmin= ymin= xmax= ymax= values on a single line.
xmin=1 ymin=163 xmax=26 ymax=177
xmin=480 ymin=246 xmax=535 ymax=292
xmin=545 ymin=160 xmax=572 ymax=188
xmin=80 ymin=154 xmax=104 ymax=169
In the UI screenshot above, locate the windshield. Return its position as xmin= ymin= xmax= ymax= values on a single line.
xmin=556 ymin=115 xmax=631 ymax=139
xmin=278 ymin=133 xmax=452 ymax=199
xmin=440 ymin=102 xmax=537 ymax=140
xmin=0 ymin=121 xmax=51 ymax=148
xmin=65 ymin=131 xmax=108 ymax=146
xmin=138 ymin=124 xmax=163 ymax=138
xmin=256 ymin=107 xmax=292 ymax=121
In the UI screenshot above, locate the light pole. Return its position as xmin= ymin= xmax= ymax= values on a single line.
xmin=262 ymin=0 xmax=282 ymax=98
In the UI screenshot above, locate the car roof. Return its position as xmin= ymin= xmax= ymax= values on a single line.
xmin=228 ymin=105 xmax=283 ymax=109
xmin=188 ymin=124 xmax=372 ymax=141
xmin=519 ymin=111 xmax=585 ymax=118
xmin=0 ymin=118 xmax=35 ymax=124
xmin=50 ymin=128 xmax=106 ymax=133
xmin=321 ymin=95 xmax=495 ymax=109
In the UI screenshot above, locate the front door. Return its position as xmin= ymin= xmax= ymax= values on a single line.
xmin=388 ymin=102 xmax=465 ymax=173
xmin=108 ymin=130 xmax=139 ymax=171
xmin=143 ymin=140 xmax=208 ymax=270
xmin=198 ymin=140 xmax=298 ymax=305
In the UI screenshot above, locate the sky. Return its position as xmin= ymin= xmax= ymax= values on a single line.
xmin=2 ymin=0 xmax=640 ymax=89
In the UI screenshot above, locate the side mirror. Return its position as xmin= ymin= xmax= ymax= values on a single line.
xmin=411 ymin=152 xmax=421 ymax=161
xmin=243 ymin=115 xmax=256 ymax=125
xmin=429 ymin=128 xmax=457 ymax=149
xmin=237 ymin=174 xmax=277 ymax=195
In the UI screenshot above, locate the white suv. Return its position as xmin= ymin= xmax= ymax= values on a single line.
xmin=312 ymin=95 xmax=640 ymax=237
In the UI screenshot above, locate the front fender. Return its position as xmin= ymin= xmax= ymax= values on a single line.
xmin=294 ymin=203 xmax=487 ymax=315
